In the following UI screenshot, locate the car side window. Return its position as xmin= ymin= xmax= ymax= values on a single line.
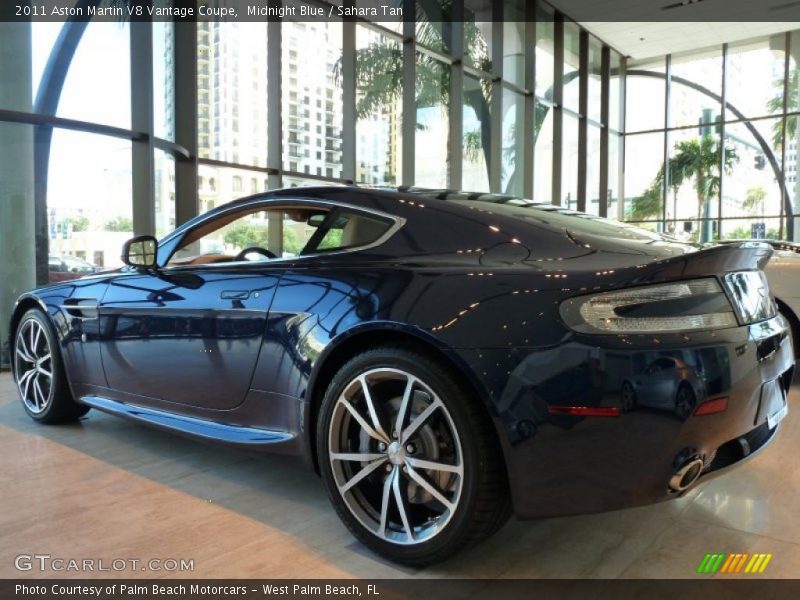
xmin=165 ymin=204 xmax=396 ymax=267
xmin=167 ymin=207 xmax=328 ymax=266
xmin=310 ymin=211 xmax=393 ymax=253
xmin=282 ymin=209 xmax=327 ymax=257
xmin=656 ymin=358 xmax=676 ymax=370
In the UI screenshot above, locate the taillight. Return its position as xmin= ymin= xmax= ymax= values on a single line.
xmin=723 ymin=271 xmax=776 ymax=324
xmin=560 ymin=278 xmax=738 ymax=334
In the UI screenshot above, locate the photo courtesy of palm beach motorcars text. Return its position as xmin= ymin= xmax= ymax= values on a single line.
xmin=13 ymin=583 xmax=380 ymax=598
xmin=3 ymin=0 xmax=800 ymax=598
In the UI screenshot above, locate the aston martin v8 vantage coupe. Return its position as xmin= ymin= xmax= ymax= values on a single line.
xmin=9 ymin=187 xmax=793 ymax=565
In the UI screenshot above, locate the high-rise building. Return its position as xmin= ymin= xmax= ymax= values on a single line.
xmin=194 ymin=22 xmax=346 ymax=205
xmin=283 ymin=22 xmax=343 ymax=183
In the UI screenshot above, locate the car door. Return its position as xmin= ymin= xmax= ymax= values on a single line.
xmin=99 ymin=266 xmax=280 ymax=410
xmin=97 ymin=199 xmax=336 ymax=410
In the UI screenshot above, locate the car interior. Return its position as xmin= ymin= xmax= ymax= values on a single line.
xmin=167 ymin=205 xmax=391 ymax=266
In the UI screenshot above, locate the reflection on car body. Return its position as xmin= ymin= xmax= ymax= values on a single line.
xmin=622 ymin=357 xmax=706 ymax=420
xmin=48 ymin=254 xmax=97 ymax=283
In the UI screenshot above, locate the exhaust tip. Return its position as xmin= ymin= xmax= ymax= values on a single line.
xmin=669 ymin=457 xmax=705 ymax=492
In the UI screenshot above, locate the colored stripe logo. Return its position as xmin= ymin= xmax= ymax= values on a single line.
xmin=696 ymin=553 xmax=773 ymax=574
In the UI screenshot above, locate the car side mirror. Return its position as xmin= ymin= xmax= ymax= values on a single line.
xmin=122 ymin=235 xmax=158 ymax=269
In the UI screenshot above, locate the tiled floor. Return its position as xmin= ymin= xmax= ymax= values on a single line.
xmin=1 ymin=371 xmax=798 ymax=579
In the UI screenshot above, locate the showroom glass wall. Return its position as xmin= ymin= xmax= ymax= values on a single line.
xmin=0 ymin=20 xmax=184 ymax=279
xmin=0 ymin=18 xmax=189 ymax=366
xmin=0 ymin=0 xmax=630 ymax=365
xmin=0 ymin=2 xmax=628 ymax=282
xmin=192 ymin=0 xmax=626 ymax=218
xmin=624 ymin=31 xmax=800 ymax=242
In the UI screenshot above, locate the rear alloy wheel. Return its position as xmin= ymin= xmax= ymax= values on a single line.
xmin=318 ymin=347 xmax=510 ymax=566
xmin=14 ymin=308 xmax=89 ymax=424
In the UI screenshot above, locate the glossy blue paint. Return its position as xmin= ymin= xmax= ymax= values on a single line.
xmin=8 ymin=187 xmax=793 ymax=519
xmin=98 ymin=268 xmax=280 ymax=409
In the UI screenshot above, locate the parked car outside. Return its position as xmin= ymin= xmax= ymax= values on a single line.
xmin=47 ymin=254 xmax=97 ymax=283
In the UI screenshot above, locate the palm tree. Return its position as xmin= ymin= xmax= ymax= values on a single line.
xmin=631 ymin=134 xmax=738 ymax=241
xmin=628 ymin=178 xmax=663 ymax=222
xmin=341 ymin=10 xmax=492 ymax=185
xmin=346 ymin=3 xmax=559 ymax=192
xmin=767 ymin=68 xmax=799 ymax=150
xmin=346 ymin=4 xmax=570 ymax=193
xmin=742 ymin=186 xmax=767 ymax=214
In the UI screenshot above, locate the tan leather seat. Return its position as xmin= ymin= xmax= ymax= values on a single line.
xmin=340 ymin=216 xmax=387 ymax=247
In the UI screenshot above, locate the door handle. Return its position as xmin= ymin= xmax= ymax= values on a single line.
xmin=220 ymin=290 xmax=250 ymax=300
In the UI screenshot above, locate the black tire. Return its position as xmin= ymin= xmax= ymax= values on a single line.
xmin=12 ymin=308 xmax=90 ymax=424
xmin=674 ymin=383 xmax=696 ymax=421
xmin=317 ymin=346 xmax=511 ymax=566
xmin=621 ymin=381 xmax=637 ymax=412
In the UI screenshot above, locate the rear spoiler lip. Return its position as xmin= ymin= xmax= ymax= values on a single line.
xmin=639 ymin=241 xmax=773 ymax=285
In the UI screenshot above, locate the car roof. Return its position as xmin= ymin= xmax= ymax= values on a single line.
xmin=160 ymin=184 xmax=671 ymax=259
xmin=192 ymin=184 xmax=592 ymax=222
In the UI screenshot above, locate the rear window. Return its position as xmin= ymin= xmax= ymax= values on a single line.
xmin=461 ymin=199 xmax=664 ymax=243
xmin=399 ymin=189 xmax=666 ymax=243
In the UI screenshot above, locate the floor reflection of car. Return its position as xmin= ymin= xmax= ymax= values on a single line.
xmin=622 ymin=357 xmax=705 ymax=419
xmin=48 ymin=254 xmax=97 ymax=283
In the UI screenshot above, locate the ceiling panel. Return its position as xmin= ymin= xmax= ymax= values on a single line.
xmin=548 ymin=0 xmax=800 ymax=60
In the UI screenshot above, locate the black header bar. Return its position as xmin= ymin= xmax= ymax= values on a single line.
xmin=2 ymin=0 xmax=800 ymax=23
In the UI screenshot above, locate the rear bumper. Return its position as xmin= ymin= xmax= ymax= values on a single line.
xmin=452 ymin=315 xmax=793 ymax=519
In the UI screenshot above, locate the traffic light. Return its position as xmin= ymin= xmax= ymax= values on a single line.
xmin=699 ymin=108 xmax=721 ymax=137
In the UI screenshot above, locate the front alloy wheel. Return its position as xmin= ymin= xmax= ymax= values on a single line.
xmin=13 ymin=308 xmax=90 ymax=423
xmin=318 ymin=347 xmax=510 ymax=566
xmin=15 ymin=317 xmax=54 ymax=414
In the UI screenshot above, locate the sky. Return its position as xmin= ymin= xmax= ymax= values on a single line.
xmin=32 ymin=22 xmax=133 ymax=220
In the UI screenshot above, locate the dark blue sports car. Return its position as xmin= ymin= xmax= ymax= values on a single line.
xmin=9 ymin=187 xmax=793 ymax=565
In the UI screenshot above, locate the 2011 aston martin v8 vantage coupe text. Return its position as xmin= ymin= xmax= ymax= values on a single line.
xmin=9 ymin=187 xmax=793 ymax=566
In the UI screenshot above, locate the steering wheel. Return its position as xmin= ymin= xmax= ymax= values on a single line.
xmin=234 ymin=247 xmax=277 ymax=261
